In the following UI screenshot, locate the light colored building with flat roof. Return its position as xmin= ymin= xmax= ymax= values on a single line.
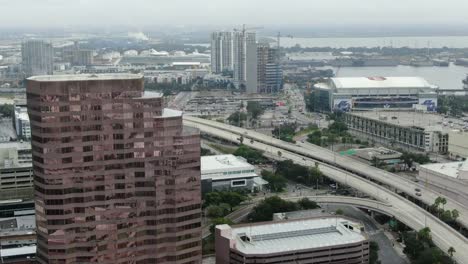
xmin=215 ymin=217 xmax=369 ymax=264
xmin=418 ymin=160 xmax=468 ymax=204
xmin=345 ymin=111 xmax=453 ymax=154
xmin=14 ymin=106 xmax=30 ymax=140
xmin=201 ymin=154 xmax=266 ymax=193
xmin=315 ymin=76 xmax=438 ymax=112
xmin=448 ymin=130 xmax=468 ymax=160
xmin=355 ymin=147 xmax=403 ymax=168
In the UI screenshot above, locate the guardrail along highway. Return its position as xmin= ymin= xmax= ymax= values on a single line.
xmin=185 ymin=116 xmax=468 ymax=263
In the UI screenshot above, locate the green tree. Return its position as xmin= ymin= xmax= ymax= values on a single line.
xmin=206 ymin=205 xmax=229 ymax=218
xmin=403 ymin=232 xmax=425 ymax=259
xmin=451 ymin=209 xmax=460 ymax=222
xmin=0 ymin=104 xmax=14 ymax=118
xmin=298 ymin=198 xmax=319 ymax=210
xmin=441 ymin=210 xmax=453 ymax=223
xmin=328 ymin=121 xmax=348 ymax=136
xmin=227 ymin=111 xmax=247 ymax=126
xmin=335 ymin=209 xmax=344 ymax=215
xmin=204 ymin=192 xmax=222 ymax=207
xmin=248 ymin=196 xmax=298 ymax=222
xmin=308 ymin=167 xmax=323 ymax=186
xmin=448 ymin=246 xmax=456 ymax=258
xmin=417 ymin=227 xmax=432 ymax=244
xmin=221 ymin=192 xmax=246 ymax=212
xmin=261 ymin=170 xmax=287 ymax=193
xmin=246 ymin=101 xmax=264 ymax=119
xmin=209 ymin=218 xmax=234 ymax=234
xmin=233 ymin=145 xmax=267 ymax=164
xmin=369 ymin=241 xmax=381 ymax=264
xmin=413 ymin=247 xmax=454 ymax=264
xmin=440 ymin=197 xmax=447 ymax=210
xmin=201 ymin=147 xmax=213 ymax=156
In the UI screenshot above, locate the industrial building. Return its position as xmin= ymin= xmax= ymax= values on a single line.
xmin=27 ymin=74 xmax=202 ymax=264
xmin=21 ymin=40 xmax=53 ymax=77
xmin=257 ymin=44 xmax=282 ymax=93
xmin=314 ymin=77 xmax=438 ymax=112
xmin=345 ymin=111 xmax=452 ymax=154
xmin=215 ymin=217 xmax=369 ymax=264
xmin=418 ymin=160 xmax=468 ymax=205
xmin=0 ymin=142 xmax=33 ymax=200
xmin=201 ymin=155 xmax=266 ymax=193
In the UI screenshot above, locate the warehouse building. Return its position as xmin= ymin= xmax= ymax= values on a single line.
xmin=215 ymin=216 xmax=369 ymax=264
xmin=418 ymin=160 xmax=468 ymax=205
xmin=314 ymin=77 xmax=438 ymax=112
xmin=201 ymin=155 xmax=266 ymax=194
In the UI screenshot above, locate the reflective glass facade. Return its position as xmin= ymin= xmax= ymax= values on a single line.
xmin=27 ymin=75 xmax=202 ymax=264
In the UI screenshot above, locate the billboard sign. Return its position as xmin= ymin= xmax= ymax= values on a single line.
xmin=419 ymin=99 xmax=438 ymax=112
xmin=333 ymin=99 xmax=352 ymax=112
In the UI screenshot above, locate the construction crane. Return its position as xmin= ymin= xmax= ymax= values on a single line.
xmin=233 ymin=24 xmax=263 ymax=34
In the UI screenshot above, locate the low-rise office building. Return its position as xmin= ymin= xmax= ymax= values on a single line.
xmin=201 ymin=155 xmax=266 ymax=193
xmin=215 ymin=217 xmax=369 ymax=264
xmin=355 ymin=147 xmax=403 ymax=168
xmin=345 ymin=111 xmax=453 ymax=154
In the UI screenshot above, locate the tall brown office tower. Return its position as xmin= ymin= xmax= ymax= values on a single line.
xmin=27 ymin=74 xmax=202 ymax=264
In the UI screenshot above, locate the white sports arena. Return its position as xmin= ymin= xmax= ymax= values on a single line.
xmin=314 ymin=76 xmax=439 ymax=112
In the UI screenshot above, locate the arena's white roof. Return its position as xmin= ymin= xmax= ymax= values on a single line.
xmin=220 ymin=217 xmax=366 ymax=254
xmin=331 ymin=77 xmax=435 ymax=89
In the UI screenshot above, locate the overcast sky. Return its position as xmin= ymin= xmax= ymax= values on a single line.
xmin=1 ymin=0 xmax=468 ymax=28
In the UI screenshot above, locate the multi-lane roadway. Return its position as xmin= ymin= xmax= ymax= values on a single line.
xmin=185 ymin=116 xmax=468 ymax=263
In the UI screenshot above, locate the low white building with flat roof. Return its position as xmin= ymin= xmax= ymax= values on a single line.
xmin=314 ymin=76 xmax=438 ymax=112
xmin=418 ymin=160 xmax=468 ymax=204
xmin=215 ymin=217 xmax=369 ymax=264
xmin=201 ymin=154 xmax=266 ymax=193
xmin=448 ymin=130 xmax=468 ymax=160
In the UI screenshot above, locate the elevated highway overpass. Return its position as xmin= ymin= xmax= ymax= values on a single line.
xmin=185 ymin=117 xmax=468 ymax=263
xmin=185 ymin=116 xmax=468 ymax=228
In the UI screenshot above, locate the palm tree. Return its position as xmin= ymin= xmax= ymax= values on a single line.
xmin=440 ymin=197 xmax=447 ymax=211
xmin=417 ymin=227 xmax=432 ymax=243
xmin=434 ymin=197 xmax=444 ymax=217
xmin=451 ymin=209 xmax=460 ymax=221
xmin=448 ymin=246 xmax=456 ymax=258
